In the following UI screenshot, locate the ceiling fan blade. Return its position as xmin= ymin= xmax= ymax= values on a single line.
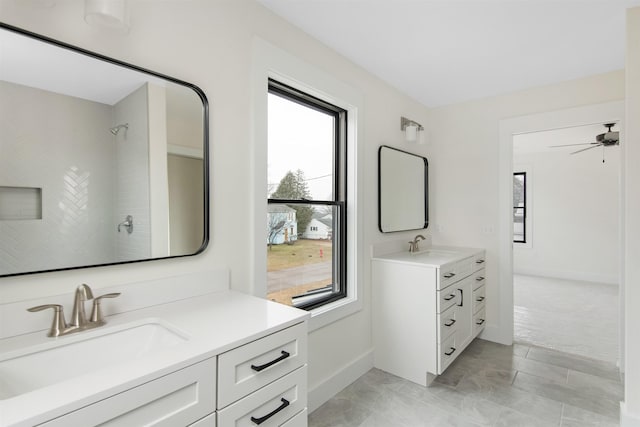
xmin=549 ymin=142 xmax=599 ymax=148
xmin=570 ymin=144 xmax=602 ymax=155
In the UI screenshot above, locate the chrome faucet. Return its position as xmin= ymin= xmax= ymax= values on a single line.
xmin=409 ymin=234 xmax=426 ymax=253
xmin=27 ymin=284 xmax=121 ymax=337
xmin=70 ymin=283 xmax=94 ymax=328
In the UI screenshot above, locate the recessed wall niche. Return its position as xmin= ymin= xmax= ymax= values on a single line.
xmin=0 ymin=186 xmax=43 ymax=220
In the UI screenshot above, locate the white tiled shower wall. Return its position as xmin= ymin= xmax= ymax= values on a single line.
xmin=114 ymin=84 xmax=152 ymax=262
xmin=0 ymin=80 xmax=153 ymax=275
xmin=0 ymin=81 xmax=115 ymax=274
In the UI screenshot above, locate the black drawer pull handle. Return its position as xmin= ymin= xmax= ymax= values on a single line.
xmin=444 ymin=347 xmax=456 ymax=356
xmin=476 ymin=319 xmax=485 ymax=325
xmin=476 ymin=276 xmax=485 ymax=281
xmin=444 ymin=294 xmax=455 ymax=301
xmin=444 ymin=319 xmax=456 ymax=327
xmin=444 ymin=273 xmax=456 ymax=278
xmin=251 ymin=351 xmax=290 ymax=372
xmin=476 ymin=296 xmax=485 ymax=302
xmin=251 ymin=398 xmax=290 ymax=425
xmin=476 ymin=259 xmax=485 ymax=264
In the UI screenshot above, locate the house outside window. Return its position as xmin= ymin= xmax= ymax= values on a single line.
xmin=267 ymin=79 xmax=347 ymax=310
xmin=513 ymin=172 xmax=527 ymax=243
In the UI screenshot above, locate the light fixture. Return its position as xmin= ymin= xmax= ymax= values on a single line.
xmin=418 ymin=128 xmax=428 ymax=145
xmin=401 ymin=116 xmax=425 ymax=143
xmin=84 ymin=0 xmax=129 ymax=31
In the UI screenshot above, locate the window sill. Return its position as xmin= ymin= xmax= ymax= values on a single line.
xmin=307 ymin=293 xmax=363 ymax=332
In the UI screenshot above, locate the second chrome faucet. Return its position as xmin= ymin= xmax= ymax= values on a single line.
xmin=27 ymin=284 xmax=121 ymax=337
xmin=408 ymin=234 xmax=426 ymax=253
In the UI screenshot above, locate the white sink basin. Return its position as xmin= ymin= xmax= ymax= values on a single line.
xmin=0 ymin=320 xmax=188 ymax=400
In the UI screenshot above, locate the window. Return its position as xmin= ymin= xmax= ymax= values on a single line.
xmin=513 ymin=172 xmax=527 ymax=243
xmin=267 ymin=79 xmax=347 ymax=310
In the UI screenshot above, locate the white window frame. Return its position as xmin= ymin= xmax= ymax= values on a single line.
xmin=251 ymin=39 xmax=364 ymax=331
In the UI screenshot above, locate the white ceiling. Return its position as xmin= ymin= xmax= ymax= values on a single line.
xmin=258 ymin=0 xmax=640 ymax=107
xmin=0 ymin=27 xmax=164 ymax=105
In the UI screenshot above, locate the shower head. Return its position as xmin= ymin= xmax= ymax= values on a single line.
xmin=110 ymin=123 xmax=129 ymax=135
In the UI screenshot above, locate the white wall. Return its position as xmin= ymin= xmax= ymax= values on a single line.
xmin=0 ymin=80 xmax=115 ymax=274
xmin=168 ymin=154 xmax=204 ymax=255
xmin=513 ymin=144 xmax=620 ymax=284
xmin=147 ymin=83 xmax=170 ymax=258
xmin=166 ymin=84 xmax=203 ymax=152
xmin=114 ymin=84 xmax=151 ymax=261
xmin=623 ymin=7 xmax=640 ymax=426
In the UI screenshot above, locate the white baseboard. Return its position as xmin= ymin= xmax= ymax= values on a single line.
xmin=513 ymin=268 xmax=617 ymax=285
xmin=307 ymin=349 xmax=374 ymax=413
xmin=477 ymin=325 xmax=512 ymax=346
xmin=621 ymin=402 xmax=640 ymax=427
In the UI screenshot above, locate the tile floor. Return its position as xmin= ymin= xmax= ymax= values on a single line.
xmin=309 ymin=339 xmax=623 ymax=427
xmin=513 ymin=274 xmax=619 ymax=363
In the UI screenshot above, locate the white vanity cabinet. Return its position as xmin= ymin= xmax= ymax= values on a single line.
xmin=372 ymin=248 xmax=486 ymax=386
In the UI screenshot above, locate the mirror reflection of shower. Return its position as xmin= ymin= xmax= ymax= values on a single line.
xmin=110 ymin=123 xmax=129 ymax=135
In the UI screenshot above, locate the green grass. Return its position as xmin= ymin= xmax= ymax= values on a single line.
xmin=267 ymin=239 xmax=333 ymax=271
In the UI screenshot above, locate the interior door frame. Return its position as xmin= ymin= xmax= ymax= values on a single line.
xmin=497 ymin=101 xmax=625 ymax=369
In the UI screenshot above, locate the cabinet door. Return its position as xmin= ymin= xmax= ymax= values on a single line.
xmin=455 ymin=276 xmax=474 ymax=349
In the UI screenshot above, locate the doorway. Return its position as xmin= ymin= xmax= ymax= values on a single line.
xmin=511 ymin=124 xmax=621 ymax=363
xmin=497 ymin=100 xmax=625 ymax=368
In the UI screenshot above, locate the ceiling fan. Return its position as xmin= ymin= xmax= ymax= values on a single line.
xmin=549 ymin=123 xmax=620 ymax=160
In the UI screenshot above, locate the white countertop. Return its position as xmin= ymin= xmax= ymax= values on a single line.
xmin=0 ymin=291 xmax=309 ymax=427
xmin=372 ymin=245 xmax=484 ymax=268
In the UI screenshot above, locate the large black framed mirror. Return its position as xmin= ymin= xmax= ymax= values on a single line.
xmin=378 ymin=145 xmax=428 ymax=233
xmin=0 ymin=23 xmax=209 ymax=277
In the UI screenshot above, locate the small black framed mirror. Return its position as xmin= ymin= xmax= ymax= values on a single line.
xmin=378 ymin=145 xmax=428 ymax=233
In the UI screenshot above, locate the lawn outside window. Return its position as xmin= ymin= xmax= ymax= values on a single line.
xmin=267 ymin=79 xmax=347 ymax=310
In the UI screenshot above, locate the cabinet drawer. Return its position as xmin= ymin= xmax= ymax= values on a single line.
xmin=437 ymin=262 xmax=459 ymax=290
xmin=217 ymin=366 xmax=307 ymax=427
xmin=473 ymin=285 xmax=486 ymax=312
xmin=438 ymin=332 xmax=458 ymax=374
xmin=218 ymin=322 xmax=307 ymax=408
xmin=472 ymin=252 xmax=486 ymax=272
xmin=41 ymin=357 xmax=216 ymax=427
xmin=472 ymin=268 xmax=486 ymax=291
xmin=437 ymin=285 xmax=458 ymax=313
xmin=473 ymin=307 xmax=486 ymax=336
xmin=281 ymin=409 xmax=308 ymax=427
xmin=437 ymin=303 xmax=457 ymax=342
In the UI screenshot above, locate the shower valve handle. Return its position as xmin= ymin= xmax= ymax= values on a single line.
xmin=117 ymin=215 xmax=133 ymax=234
